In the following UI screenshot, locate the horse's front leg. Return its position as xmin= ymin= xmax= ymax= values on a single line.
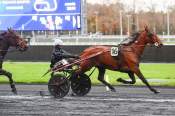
xmin=0 ymin=69 xmax=17 ymax=94
xmin=134 ymin=68 xmax=159 ymax=94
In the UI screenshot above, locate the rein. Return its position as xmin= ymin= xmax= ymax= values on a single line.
xmin=0 ymin=38 xmax=29 ymax=53
xmin=120 ymin=44 xmax=146 ymax=47
xmin=17 ymin=40 xmax=26 ymax=47
xmin=54 ymin=49 xmax=109 ymax=72
xmin=120 ymin=41 xmax=158 ymax=48
xmin=124 ymin=44 xmax=157 ymax=48
xmin=42 ymin=50 xmax=110 ymax=77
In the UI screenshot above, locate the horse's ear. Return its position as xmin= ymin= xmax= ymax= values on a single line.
xmin=7 ymin=27 xmax=13 ymax=33
xmin=7 ymin=28 xmax=10 ymax=32
xmin=144 ymin=25 xmax=149 ymax=32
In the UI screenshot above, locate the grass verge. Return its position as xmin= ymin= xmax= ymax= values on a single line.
xmin=0 ymin=62 xmax=175 ymax=86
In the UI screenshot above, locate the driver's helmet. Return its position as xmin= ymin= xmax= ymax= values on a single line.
xmin=54 ymin=39 xmax=63 ymax=46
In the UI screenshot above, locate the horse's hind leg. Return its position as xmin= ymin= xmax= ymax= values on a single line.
xmin=97 ymin=66 xmax=116 ymax=92
xmin=0 ymin=69 xmax=17 ymax=94
xmin=117 ymin=72 xmax=136 ymax=84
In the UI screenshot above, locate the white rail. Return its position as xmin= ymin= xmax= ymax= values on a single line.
xmin=30 ymin=35 xmax=175 ymax=46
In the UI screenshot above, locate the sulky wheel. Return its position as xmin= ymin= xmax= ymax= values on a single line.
xmin=48 ymin=74 xmax=70 ymax=98
xmin=70 ymin=73 xmax=91 ymax=96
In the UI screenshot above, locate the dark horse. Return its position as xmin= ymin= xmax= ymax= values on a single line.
xmin=76 ymin=26 xmax=163 ymax=94
xmin=0 ymin=29 xmax=28 ymax=94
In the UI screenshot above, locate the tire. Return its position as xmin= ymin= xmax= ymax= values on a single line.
xmin=48 ymin=74 xmax=70 ymax=98
xmin=70 ymin=73 xmax=91 ymax=96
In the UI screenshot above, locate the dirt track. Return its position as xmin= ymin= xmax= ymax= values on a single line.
xmin=0 ymin=84 xmax=175 ymax=116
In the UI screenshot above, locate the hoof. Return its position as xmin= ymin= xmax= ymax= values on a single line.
xmin=11 ymin=84 xmax=17 ymax=94
xmin=70 ymin=93 xmax=76 ymax=96
xmin=116 ymin=78 xmax=122 ymax=82
xmin=12 ymin=88 xmax=17 ymax=95
xmin=110 ymin=88 xmax=116 ymax=92
xmin=117 ymin=78 xmax=122 ymax=82
xmin=151 ymin=89 xmax=160 ymax=94
xmin=154 ymin=90 xmax=160 ymax=94
xmin=39 ymin=91 xmax=45 ymax=96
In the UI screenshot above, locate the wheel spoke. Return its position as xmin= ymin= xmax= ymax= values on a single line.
xmin=60 ymin=85 xmax=68 ymax=93
xmin=71 ymin=73 xmax=91 ymax=96
xmin=48 ymin=75 xmax=70 ymax=98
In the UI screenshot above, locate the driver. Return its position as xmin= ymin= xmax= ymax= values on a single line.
xmin=50 ymin=39 xmax=79 ymax=68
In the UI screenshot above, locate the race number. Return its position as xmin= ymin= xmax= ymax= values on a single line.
xmin=111 ymin=47 xmax=119 ymax=56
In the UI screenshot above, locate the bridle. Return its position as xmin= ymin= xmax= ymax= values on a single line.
xmin=16 ymin=39 xmax=27 ymax=50
xmin=121 ymin=31 xmax=161 ymax=48
xmin=0 ymin=33 xmax=27 ymax=52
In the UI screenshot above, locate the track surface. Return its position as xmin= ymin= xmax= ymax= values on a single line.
xmin=0 ymin=84 xmax=175 ymax=116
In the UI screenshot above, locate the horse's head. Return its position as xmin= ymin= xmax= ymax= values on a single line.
xmin=144 ymin=26 xmax=163 ymax=48
xmin=6 ymin=28 xmax=28 ymax=51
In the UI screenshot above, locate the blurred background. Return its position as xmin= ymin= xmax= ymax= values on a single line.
xmin=1 ymin=0 xmax=175 ymax=45
xmin=87 ymin=0 xmax=175 ymax=35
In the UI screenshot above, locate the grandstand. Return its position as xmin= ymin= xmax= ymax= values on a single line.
xmin=1 ymin=0 xmax=175 ymax=46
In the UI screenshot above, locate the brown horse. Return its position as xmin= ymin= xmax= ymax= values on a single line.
xmin=76 ymin=27 xmax=163 ymax=94
xmin=0 ymin=29 xmax=28 ymax=94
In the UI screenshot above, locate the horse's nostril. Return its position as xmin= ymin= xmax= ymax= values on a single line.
xmin=158 ymin=43 xmax=163 ymax=48
xmin=24 ymin=46 xmax=28 ymax=50
xmin=24 ymin=47 xmax=28 ymax=51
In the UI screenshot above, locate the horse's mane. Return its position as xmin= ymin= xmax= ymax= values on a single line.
xmin=0 ymin=30 xmax=17 ymax=40
xmin=121 ymin=32 xmax=141 ymax=45
xmin=130 ymin=32 xmax=141 ymax=43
